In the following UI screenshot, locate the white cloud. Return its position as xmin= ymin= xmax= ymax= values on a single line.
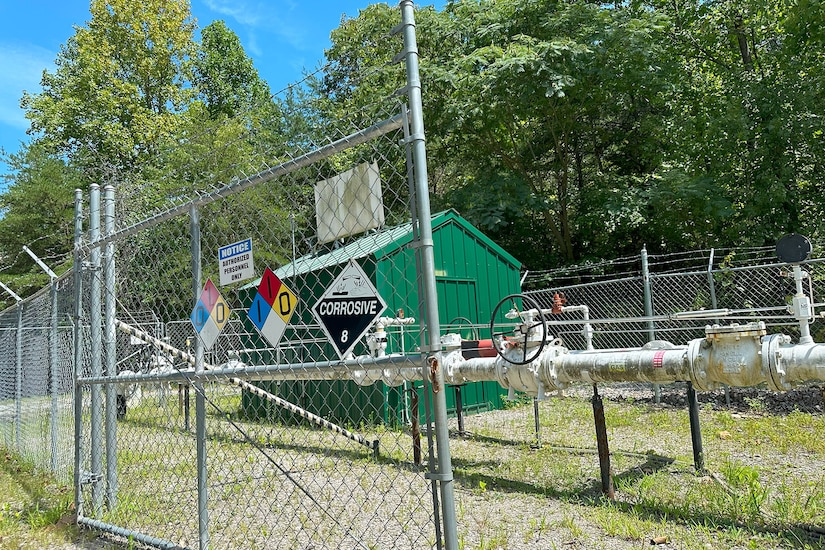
xmin=202 ymin=0 xmax=264 ymax=28
xmin=201 ymin=0 xmax=312 ymax=53
xmin=0 ymin=42 xmax=54 ymax=129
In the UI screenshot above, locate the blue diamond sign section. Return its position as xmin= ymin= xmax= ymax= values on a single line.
xmin=190 ymin=279 xmax=229 ymax=351
xmin=312 ymin=259 xmax=387 ymax=359
xmin=247 ymin=267 xmax=297 ymax=348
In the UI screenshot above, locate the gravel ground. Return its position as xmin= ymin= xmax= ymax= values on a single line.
xmin=57 ymin=383 xmax=825 ymax=549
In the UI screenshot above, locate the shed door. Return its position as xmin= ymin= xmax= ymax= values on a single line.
xmin=436 ymin=278 xmax=480 ymax=340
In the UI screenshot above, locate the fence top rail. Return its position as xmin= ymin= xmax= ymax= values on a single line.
xmin=76 ymin=110 xmax=406 ymax=253
xmin=0 ymin=268 xmax=72 ymax=319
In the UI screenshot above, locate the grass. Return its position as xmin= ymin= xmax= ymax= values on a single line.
xmin=0 ymin=449 xmax=81 ymax=548
xmin=4 ymin=384 xmax=825 ymax=549
xmin=448 ymin=389 xmax=825 ymax=549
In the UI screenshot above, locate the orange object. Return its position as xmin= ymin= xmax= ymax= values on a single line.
xmin=552 ymin=292 xmax=567 ymax=314
xmin=461 ymin=339 xmax=498 ymax=358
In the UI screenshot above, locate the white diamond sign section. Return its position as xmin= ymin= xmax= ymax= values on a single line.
xmin=312 ymin=259 xmax=387 ymax=359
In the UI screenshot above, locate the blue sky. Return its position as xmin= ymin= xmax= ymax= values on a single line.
xmin=0 ymin=0 xmax=442 ymax=177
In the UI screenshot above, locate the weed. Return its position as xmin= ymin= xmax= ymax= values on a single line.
xmin=720 ymin=460 xmax=770 ymax=522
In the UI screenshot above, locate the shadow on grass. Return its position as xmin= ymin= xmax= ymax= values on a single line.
xmin=446 ymin=448 xmax=823 ymax=549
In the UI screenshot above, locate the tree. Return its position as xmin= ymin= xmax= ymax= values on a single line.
xmin=21 ymin=0 xmax=196 ymax=178
xmin=652 ymin=0 xmax=825 ymax=248
xmin=421 ymin=0 xmax=676 ymax=264
xmin=192 ymin=20 xmax=272 ymax=120
xmin=0 ymin=143 xmax=80 ymax=302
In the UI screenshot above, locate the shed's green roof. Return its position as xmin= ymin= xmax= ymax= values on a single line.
xmin=246 ymin=209 xmax=520 ymax=285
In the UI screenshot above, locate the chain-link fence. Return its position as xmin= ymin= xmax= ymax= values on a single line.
xmin=0 ymin=274 xmax=75 ymax=483
xmin=3 ymin=3 xmax=825 ymax=549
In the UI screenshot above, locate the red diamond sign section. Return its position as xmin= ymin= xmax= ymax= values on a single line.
xmin=312 ymin=259 xmax=387 ymax=359
xmin=190 ymin=279 xmax=229 ymax=350
xmin=247 ymin=267 xmax=297 ymax=348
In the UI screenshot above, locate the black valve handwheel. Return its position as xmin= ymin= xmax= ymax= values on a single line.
xmin=489 ymin=293 xmax=548 ymax=365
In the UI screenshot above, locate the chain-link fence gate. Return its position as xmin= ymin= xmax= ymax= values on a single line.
xmin=70 ymin=3 xmax=458 ymax=548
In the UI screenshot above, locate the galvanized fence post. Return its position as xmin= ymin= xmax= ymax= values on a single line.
xmin=73 ymin=188 xmax=84 ymax=512
xmin=641 ymin=246 xmax=660 ymax=403
xmin=89 ymin=183 xmax=104 ymax=514
xmin=50 ymin=273 xmax=59 ymax=471
xmin=22 ymin=245 xmax=60 ymax=473
xmin=14 ymin=300 xmax=22 ymax=450
xmin=104 ymin=185 xmax=118 ymax=507
xmin=190 ymin=204 xmax=210 ymax=549
xmin=0 ymin=281 xmax=23 ymax=451
xmin=400 ymin=2 xmax=458 ymax=548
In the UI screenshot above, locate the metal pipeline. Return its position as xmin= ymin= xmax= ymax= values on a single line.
xmin=97 ymin=320 xmax=825 ymax=398
xmin=437 ymin=321 xmax=825 ymax=397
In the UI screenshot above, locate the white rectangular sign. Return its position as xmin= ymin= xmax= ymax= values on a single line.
xmin=218 ymin=238 xmax=255 ymax=286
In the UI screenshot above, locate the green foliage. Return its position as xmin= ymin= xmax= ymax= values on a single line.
xmin=0 ymin=144 xmax=78 ymax=273
xmin=4 ymin=0 xmax=825 ymax=292
xmin=193 ymin=21 xmax=272 ymax=120
xmin=21 ymin=0 xmax=196 ymax=177
xmin=0 ymin=450 xmax=78 ymax=547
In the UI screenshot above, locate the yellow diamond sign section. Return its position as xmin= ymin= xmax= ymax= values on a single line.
xmin=273 ymin=285 xmax=296 ymax=323
xmin=212 ymin=292 xmax=229 ymax=331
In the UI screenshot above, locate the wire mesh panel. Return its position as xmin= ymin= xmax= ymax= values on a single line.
xmin=0 ymin=275 xmax=76 ymax=483
xmin=0 ymin=311 xmax=17 ymax=449
xmin=529 ymin=277 xmax=650 ymax=350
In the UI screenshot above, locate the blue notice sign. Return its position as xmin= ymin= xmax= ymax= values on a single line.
xmin=218 ymin=238 xmax=255 ymax=285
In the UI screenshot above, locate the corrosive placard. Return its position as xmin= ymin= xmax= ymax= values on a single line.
xmin=219 ymin=238 xmax=255 ymax=285
xmin=313 ymin=259 xmax=387 ymax=359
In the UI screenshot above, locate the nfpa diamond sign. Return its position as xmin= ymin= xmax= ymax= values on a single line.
xmin=313 ymin=260 xmax=387 ymax=359
xmin=190 ymin=279 xmax=229 ymax=350
xmin=247 ymin=268 xmax=297 ymax=348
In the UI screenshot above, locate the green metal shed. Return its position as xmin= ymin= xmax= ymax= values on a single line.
xmin=240 ymin=209 xmax=522 ymax=426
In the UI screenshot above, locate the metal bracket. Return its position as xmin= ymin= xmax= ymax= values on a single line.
xmin=80 ymin=471 xmax=103 ymax=485
xmin=398 ymin=132 xmax=425 ymax=146
xmin=389 ymin=22 xmax=406 ymax=36
xmin=425 ymin=472 xmax=454 ymax=482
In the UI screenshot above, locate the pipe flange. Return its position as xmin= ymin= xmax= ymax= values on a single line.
xmin=440 ymin=349 xmax=466 ymax=385
xmin=687 ymin=337 xmax=717 ymax=391
xmin=352 ymin=369 xmax=379 ymax=386
xmin=539 ymin=345 xmax=565 ymax=392
xmin=762 ymin=333 xmax=792 ymax=391
xmin=380 ymin=369 xmax=403 ymax=387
